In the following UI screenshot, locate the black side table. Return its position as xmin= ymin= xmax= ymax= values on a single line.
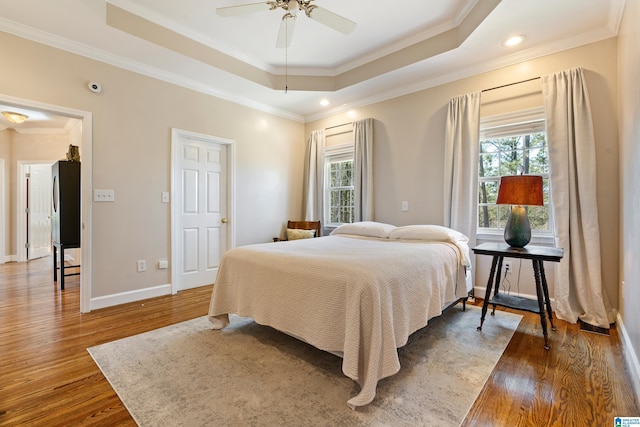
xmin=473 ymin=242 xmax=564 ymax=350
xmin=53 ymin=242 xmax=81 ymax=290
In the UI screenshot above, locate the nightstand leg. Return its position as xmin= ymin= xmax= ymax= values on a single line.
xmin=533 ymin=260 xmax=550 ymax=350
xmin=53 ymin=245 xmax=58 ymax=283
xmin=478 ymin=255 xmax=499 ymax=331
xmin=537 ymin=260 xmax=556 ymax=331
xmin=491 ymin=256 xmax=504 ymax=316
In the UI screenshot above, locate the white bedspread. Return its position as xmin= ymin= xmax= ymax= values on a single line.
xmin=208 ymin=235 xmax=471 ymax=408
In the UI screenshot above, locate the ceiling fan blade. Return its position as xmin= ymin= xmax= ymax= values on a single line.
xmin=276 ymin=14 xmax=296 ymax=48
xmin=216 ymin=2 xmax=272 ymax=17
xmin=307 ymin=6 xmax=356 ymax=35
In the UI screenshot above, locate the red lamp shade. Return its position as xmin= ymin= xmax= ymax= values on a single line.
xmin=496 ymin=175 xmax=544 ymax=206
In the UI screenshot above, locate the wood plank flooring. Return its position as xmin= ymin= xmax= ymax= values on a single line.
xmin=1 ymin=257 xmax=638 ymax=426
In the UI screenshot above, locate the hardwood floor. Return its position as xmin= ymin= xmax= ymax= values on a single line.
xmin=463 ymin=300 xmax=639 ymax=426
xmin=0 ymin=257 xmax=211 ymax=426
xmin=0 ymin=257 xmax=638 ymax=426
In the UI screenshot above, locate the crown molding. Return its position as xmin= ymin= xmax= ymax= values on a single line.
xmin=0 ymin=0 xmax=623 ymax=124
xmin=104 ymin=0 xmax=501 ymax=92
xmin=0 ymin=17 xmax=304 ymax=122
xmin=304 ymin=25 xmax=619 ymax=122
xmin=108 ymin=0 xmax=275 ymax=74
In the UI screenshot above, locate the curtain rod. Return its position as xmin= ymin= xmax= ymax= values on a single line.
xmin=482 ymin=76 xmax=541 ymax=93
xmin=325 ymin=122 xmax=352 ymax=131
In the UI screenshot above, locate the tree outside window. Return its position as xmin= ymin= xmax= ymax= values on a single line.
xmin=328 ymin=159 xmax=354 ymax=224
xmin=324 ymin=143 xmax=355 ymax=226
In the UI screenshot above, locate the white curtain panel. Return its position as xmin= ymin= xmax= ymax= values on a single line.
xmin=353 ymin=118 xmax=374 ymax=221
xmin=542 ymin=67 xmax=614 ymax=329
xmin=302 ymin=129 xmax=325 ymax=221
xmin=444 ymin=92 xmax=481 ymax=249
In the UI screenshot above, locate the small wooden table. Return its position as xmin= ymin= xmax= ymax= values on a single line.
xmin=473 ymin=242 xmax=564 ymax=350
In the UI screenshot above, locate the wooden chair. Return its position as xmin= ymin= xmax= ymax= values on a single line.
xmin=274 ymin=220 xmax=322 ymax=241
xmin=287 ymin=220 xmax=322 ymax=237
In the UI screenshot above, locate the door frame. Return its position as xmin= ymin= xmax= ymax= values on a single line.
xmin=17 ymin=160 xmax=55 ymax=261
xmin=0 ymin=159 xmax=5 ymax=263
xmin=170 ymin=128 xmax=236 ymax=295
xmin=0 ymin=94 xmax=93 ymax=313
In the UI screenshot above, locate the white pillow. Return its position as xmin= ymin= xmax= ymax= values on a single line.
xmin=388 ymin=225 xmax=469 ymax=243
xmin=286 ymin=228 xmax=316 ymax=240
xmin=329 ymin=221 xmax=396 ymax=238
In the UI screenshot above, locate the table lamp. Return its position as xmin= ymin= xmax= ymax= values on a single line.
xmin=496 ymin=175 xmax=544 ymax=248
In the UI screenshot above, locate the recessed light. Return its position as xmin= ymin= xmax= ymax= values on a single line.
xmin=503 ymin=35 xmax=525 ymax=47
xmin=319 ymin=99 xmax=330 ymax=106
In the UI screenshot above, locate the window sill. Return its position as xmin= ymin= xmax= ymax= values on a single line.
xmin=476 ymin=231 xmax=556 ymax=247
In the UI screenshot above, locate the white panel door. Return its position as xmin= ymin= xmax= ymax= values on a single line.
xmin=175 ymin=137 xmax=227 ymax=291
xmin=28 ymin=164 xmax=52 ymax=260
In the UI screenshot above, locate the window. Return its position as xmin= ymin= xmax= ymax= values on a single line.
xmin=324 ymin=144 xmax=354 ymax=226
xmin=478 ymin=108 xmax=553 ymax=238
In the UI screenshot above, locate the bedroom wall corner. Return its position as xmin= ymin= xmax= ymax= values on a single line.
xmin=617 ymin=0 xmax=640 ymax=408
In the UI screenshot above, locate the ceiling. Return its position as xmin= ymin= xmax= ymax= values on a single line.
xmin=0 ymin=0 xmax=625 ymax=128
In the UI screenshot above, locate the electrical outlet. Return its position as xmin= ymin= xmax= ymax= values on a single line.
xmin=137 ymin=260 xmax=146 ymax=272
xmin=504 ymin=261 xmax=511 ymax=273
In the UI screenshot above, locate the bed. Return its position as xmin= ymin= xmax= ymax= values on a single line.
xmin=208 ymin=221 xmax=472 ymax=409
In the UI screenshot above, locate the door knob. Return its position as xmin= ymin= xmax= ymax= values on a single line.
xmin=221 ymin=218 xmax=228 ymax=223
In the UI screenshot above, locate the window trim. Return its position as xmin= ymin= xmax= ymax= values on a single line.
xmin=478 ymin=107 xmax=555 ymax=242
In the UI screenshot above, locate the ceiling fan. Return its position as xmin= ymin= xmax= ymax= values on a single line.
xmin=216 ymin=1 xmax=357 ymax=48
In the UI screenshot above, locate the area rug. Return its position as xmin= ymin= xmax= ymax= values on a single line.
xmin=88 ymin=305 xmax=521 ymax=427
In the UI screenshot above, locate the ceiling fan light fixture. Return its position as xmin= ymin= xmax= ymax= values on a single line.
xmin=2 ymin=111 xmax=29 ymax=124
xmin=219 ymin=0 xmax=356 ymax=48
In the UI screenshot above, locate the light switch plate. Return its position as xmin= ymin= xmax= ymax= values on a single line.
xmin=94 ymin=189 xmax=115 ymax=202
xmin=162 ymin=192 xmax=170 ymax=203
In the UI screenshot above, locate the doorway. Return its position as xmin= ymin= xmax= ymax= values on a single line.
xmin=0 ymin=94 xmax=92 ymax=312
xmin=22 ymin=162 xmax=54 ymax=260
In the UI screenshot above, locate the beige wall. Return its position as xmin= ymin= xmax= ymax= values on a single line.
xmin=0 ymin=31 xmax=305 ymax=299
xmin=618 ymin=0 xmax=640 ymax=403
xmin=306 ymin=38 xmax=620 ymax=308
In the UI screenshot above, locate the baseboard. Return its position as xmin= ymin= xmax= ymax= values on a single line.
xmin=4 ymin=254 xmax=16 ymax=263
xmin=473 ymin=286 xmax=541 ymax=303
xmin=617 ymin=312 xmax=640 ymax=411
xmin=90 ymin=284 xmax=172 ymax=311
